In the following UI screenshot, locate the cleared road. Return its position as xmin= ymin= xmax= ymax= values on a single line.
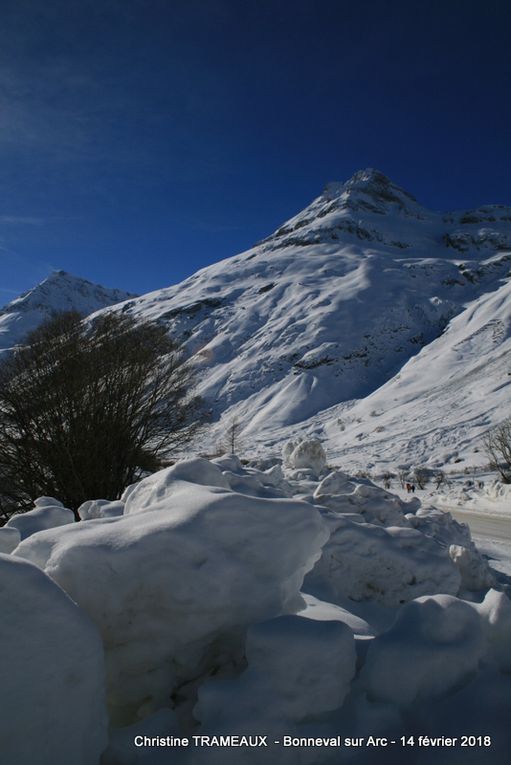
xmin=446 ymin=507 xmax=511 ymax=544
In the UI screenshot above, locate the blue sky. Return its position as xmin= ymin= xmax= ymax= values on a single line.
xmin=0 ymin=0 xmax=510 ymax=302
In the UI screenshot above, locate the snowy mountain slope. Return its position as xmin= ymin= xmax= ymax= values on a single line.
xmin=98 ymin=169 xmax=511 ymax=465
xmin=253 ymin=274 xmax=511 ymax=471
xmin=0 ymin=270 xmax=137 ymax=353
xmin=321 ymin=273 xmax=511 ymax=470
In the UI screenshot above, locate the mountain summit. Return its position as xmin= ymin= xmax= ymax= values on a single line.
xmin=0 ymin=271 xmax=137 ymax=352
xmin=324 ymin=167 xmax=419 ymax=206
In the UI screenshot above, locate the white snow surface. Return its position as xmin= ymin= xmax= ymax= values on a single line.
xmin=0 ymin=526 xmax=20 ymax=554
xmin=0 ymin=554 xmax=107 ymax=765
xmin=192 ymin=615 xmax=356 ymax=764
xmin=5 ymin=501 xmax=75 ymax=540
xmin=361 ymin=593 xmax=486 ymax=706
xmin=77 ymin=498 xmax=125 ymax=520
xmin=304 ymin=514 xmax=461 ymax=607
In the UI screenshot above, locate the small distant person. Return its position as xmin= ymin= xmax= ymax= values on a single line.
xmin=406 ymin=483 xmax=411 ymax=493
xmin=411 ymin=484 xmax=415 ymax=493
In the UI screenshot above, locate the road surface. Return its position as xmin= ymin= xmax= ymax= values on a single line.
xmin=447 ymin=507 xmax=511 ymax=544
xmin=439 ymin=505 xmax=511 ymax=577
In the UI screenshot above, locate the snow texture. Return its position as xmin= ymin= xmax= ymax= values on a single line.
xmin=78 ymin=499 xmax=125 ymax=520
xmin=0 ymin=526 xmax=20 ymax=554
xmin=0 ymin=554 xmax=107 ymax=765
xmin=361 ymin=594 xmax=485 ymax=705
xmin=5 ymin=502 xmax=75 ymax=540
xmin=282 ymin=439 xmax=327 ymax=476
xmin=195 ymin=614 xmax=355 ymax=732
xmin=304 ymin=514 xmax=461 ymax=607
xmin=449 ymin=544 xmax=496 ymax=591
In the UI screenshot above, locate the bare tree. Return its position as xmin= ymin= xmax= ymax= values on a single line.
xmin=412 ymin=467 xmax=430 ymax=490
xmin=221 ymin=418 xmax=242 ymax=456
xmin=381 ymin=471 xmax=393 ymax=490
xmin=483 ymin=420 xmax=511 ymax=483
xmin=0 ymin=311 xmax=203 ymax=518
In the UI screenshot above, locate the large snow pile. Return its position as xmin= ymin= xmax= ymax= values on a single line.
xmin=304 ymin=514 xmax=461 ymax=607
xmin=0 ymin=526 xmax=20 ymax=554
xmin=361 ymin=594 xmax=486 ymax=705
xmin=3 ymin=449 xmax=510 ymax=763
xmin=77 ymin=498 xmax=125 ymax=520
xmin=282 ymin=438 xmax=327 ymax=477
xmin=5 ymin=498 xmax=74 ymax=540
xmin=0 ymin=554 xmax=107 ymax=765
xmin=14 ymin=458 xmax=328 ymax=725
xmin=314 ymin=469 xmax=414 ymax=526
xmin=193 ymin=615 xmax=356 ymax=764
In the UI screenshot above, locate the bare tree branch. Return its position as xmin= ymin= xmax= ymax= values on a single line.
xmin=0 ymin=312 xmax=204 ymax=520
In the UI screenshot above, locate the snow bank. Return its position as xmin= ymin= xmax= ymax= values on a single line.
xmin=0 ymin=526 xmax=20 ymax=554
xmin=362 ymin=594 xmax=485 ymax=706
xmin=407 ymin=506 xmax=495 ymax=590
xmin=314 ymin=471 xmax=411 ymax=526
xmin=194 ymin=615 xmax=355 ymax=761
xmin=244 ymin=615 xmax=356 ymax=718
xmin=211 ymin=453 xmax=245 ymax=472
xmin=283 ymin=439 xmax=327 ymax=476
xmin=33 ymin=495 xmax=64 ymax=508
xmin=485 ymin=479 xmax=511 ymax=502
xmin=123 ymin=457 xmax=230 ymax=513
xmin=78 ymin=499 xmax=125 ymax=520
xmin=210 ymin=457 xmax=293 ymax=498
xmin=102 ymin=708 xmax=180 ymax=765
xmin=408 ymin=505 xmax=472 ymax=547
xmin=0 ymin=554 xmax=107 ymax=765
xmin=474 ymin=588 xmax=511 ymax=672
xmin=304 ymin=514 xmax=461 ymax=606
xmin=449 ymin=544 xmax=496 ymax=591
xmin=15 ymin=462 xmax=328 ymax=724
xmin=5 ymin=502 xmax=74 ymax=540
xmin=298 ymin=592 xmax=376 ymax=636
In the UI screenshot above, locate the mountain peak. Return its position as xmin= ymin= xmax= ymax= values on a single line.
xmin=0 ymin=272 xmax=137 ymax=352
xmin=264 ymin=169 xmax=427 ymax=249
xmin=323 ymin=168 xmax=418 ymax=208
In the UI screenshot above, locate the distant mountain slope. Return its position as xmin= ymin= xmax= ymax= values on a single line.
xmin=0 ymin=271 xmax=137 ymax=352
xmin=322 ymin=272 xmax=511 ymax=470
xmin=96 ymin=169 xmax=511 ymax=466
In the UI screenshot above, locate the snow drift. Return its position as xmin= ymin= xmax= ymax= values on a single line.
xmin=0 ymin=554 xmax=107 ymax=765
xmin=14 ymin=458 xmax=328 ymax=725
xmin=3 ymin=449 xmax=510 ymax=763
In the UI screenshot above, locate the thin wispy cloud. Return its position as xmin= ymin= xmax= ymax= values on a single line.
xmin=0 ymin=215 xmax=45 ymax=225
xmin=0 ymin=286 xmax=23 ymax=295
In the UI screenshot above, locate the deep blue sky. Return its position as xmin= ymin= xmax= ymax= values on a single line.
xmin=0 ymin=0 xmax=510 ymax=302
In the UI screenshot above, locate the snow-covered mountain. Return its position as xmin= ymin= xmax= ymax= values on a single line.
xmin=98 ymin=168 xmax=511 ymax=470
xmin=0 ymin=270 xmax=137 ymax=353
